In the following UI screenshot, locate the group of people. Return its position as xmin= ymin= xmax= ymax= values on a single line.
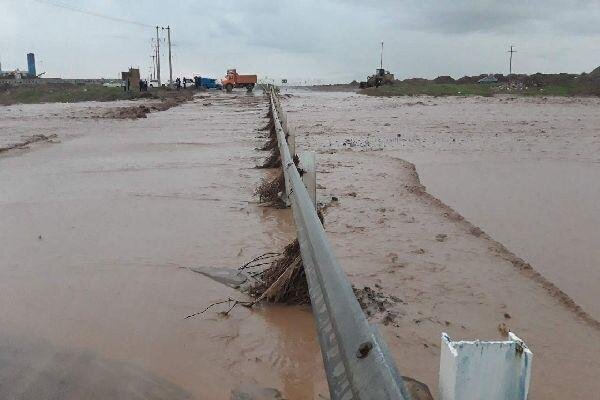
xmin=175 ymin=77 xmax=199 ymax=90
xmin=121 ymin=76 xmax=207 ymax=92
xmin=138 ymin=79 xmax=149 ymax=92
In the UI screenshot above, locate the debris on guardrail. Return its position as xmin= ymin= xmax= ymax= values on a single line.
xmin=249 ymin=239 xmax=310 ymax=305
xmin=255 ymin=171 xmax=286 ymax=206
xmin=257 ymin=111 xmax=281 ymax=169
xmin=258 ymin=149 xmax=281 ymax=169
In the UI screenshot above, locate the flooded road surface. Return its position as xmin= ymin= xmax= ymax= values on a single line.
xmin=285 ymin=89 xmax=600 ymax=399
xmin=0 ymin=94 xmax=328 ymax=399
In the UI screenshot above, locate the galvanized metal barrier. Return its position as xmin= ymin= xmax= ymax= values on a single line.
xmin=266 ymin=87 xmax=411 ymax=400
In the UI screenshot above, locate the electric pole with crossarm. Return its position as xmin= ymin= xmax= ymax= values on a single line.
xmin=508 ymin=45 xmax=516 ymax=76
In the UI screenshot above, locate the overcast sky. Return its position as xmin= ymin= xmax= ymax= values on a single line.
xmin=1 ymin=0 xmax=599 ymax=83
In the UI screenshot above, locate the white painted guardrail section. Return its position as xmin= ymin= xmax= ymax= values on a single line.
xmin=439 ymin=332 xmax=532 ymax=400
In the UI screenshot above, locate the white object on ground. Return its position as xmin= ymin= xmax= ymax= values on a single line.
xmin=439 ymin=331 xmax=532 ymax=400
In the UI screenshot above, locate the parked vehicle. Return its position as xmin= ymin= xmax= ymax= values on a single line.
xmin=221 ymin=69 xmax=257 ymax=92
xmin=359 ymin=68 xmax=395 ymax=88
xmin=194 ymin=76 xmax=222 ymax=89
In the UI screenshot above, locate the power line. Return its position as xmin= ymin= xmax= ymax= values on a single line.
xmin=31 ymin=0 xmax=154 ymax=28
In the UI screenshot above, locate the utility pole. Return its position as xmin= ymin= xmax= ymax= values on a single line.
xmin=150 ymin=54 xmax=156 ymax=80
xmin=166 ymin=26 xmax=173 ymax=86
xmin=156 ymin=26 xmax=161 ymax=86
xmin=508 ymin=45 xmax=516 ymax=76
xmin=380 ymin=41 xmax=384 ymax=70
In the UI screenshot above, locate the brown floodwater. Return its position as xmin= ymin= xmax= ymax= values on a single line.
xmin=0 ymin=93 xmax=328 ymax=399
xmin=285 ymin=88 xmax=600 ymax=319
xmin=284 ymin=89 xmax=600 ymax=399
xmin=2 ymin=89 xmax=599 ymax=400
xmin=416 ymin=156 xmax=600 ymax=320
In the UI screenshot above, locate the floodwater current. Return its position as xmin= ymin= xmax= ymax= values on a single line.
xmin=0 ymin=94 xmax=328 ymax=399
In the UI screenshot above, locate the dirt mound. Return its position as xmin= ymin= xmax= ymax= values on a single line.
xmin=433 ymin=76 xmax=455 ymax=84
xmin=102 ymin=91 xmax=193 ymax=119
xmin=353 ymin=285 xmax=403 ymax=325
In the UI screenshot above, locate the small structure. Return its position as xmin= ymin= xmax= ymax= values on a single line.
xmin=439 ymin=332 xmax=532 ymax=400
xmin=120 ymin=68 xmax=141 ymax=90
xmin=27 ymin=53 xmax=36 ymax=77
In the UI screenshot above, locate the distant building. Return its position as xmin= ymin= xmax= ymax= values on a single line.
xmin=0 ymin=52 xmax=38 ymax=80
xmin=27 ymin=53 xmax=36 ymax=77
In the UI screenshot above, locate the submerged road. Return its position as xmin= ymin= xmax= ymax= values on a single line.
xmin=0 ymin=94 xmax=327 ymax=399
xmin=1 ymin=90 xmax=599 ymax=399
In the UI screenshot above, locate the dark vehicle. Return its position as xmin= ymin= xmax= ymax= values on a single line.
xmin=359 ymin=68 xmax=395 ymax=88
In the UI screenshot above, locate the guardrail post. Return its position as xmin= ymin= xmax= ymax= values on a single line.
xmin=298 ymin=151 xmax=316 ymax=209
xmin=439 ymin=332 xmax=532 ymax=400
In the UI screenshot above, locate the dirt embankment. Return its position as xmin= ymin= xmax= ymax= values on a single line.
xmin=100 ymin=91 xmax=194 ymax=119
xmin=0 ymin=134 xmax=58 ymax=154
xmin=401 ymin=159 xmax=600 ymax=331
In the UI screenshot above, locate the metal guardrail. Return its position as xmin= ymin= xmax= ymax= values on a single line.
xmin=266 ymin=87 xmax=411 ymax=400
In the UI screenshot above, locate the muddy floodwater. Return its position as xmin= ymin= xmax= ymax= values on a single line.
xmin=1 ymin=90 xmax=599 ymax=399
xmin=0 ymin=95 xmax=327 ymax=399
xmin=417 ymin=157 xmax=600 ymax=319
xmin=284 ymin=89 xmax=599 ymax=399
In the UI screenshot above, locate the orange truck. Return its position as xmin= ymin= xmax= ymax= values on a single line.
xmin=221 ymin=69 xmax=257 ymax=92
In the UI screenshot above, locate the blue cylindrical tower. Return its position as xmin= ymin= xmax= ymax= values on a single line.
xmin=27 ymin=53 xmax=36 ymax=77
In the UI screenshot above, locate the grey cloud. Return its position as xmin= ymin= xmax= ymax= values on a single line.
xmin=397 ymin=0 xmax=600 ymax=35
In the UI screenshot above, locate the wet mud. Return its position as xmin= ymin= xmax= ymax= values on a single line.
xmin=284 ymin=90 xmax=600 ymax=399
